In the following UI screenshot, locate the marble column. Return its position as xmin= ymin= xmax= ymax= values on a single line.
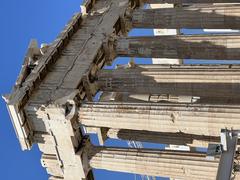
xmin=79 ymin=102 xmax=240 ymax=137
xmin=132 ymin=4 xmax=240 ymax=29
xmin=88 ymin=145 xmax=219 ymax=179
xmin=97 ymin=64 xmax=240 ymax=99
xmin=105 ymin=128 xmax=220 ymax=147
xmin=85 ymin=127 xmax=221 ymax=147
xmin=116 ymin=35 xmax=240 ymax=60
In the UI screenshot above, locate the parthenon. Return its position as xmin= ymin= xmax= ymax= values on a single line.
xmin=4 ymin=0 xmax=240 ymax=179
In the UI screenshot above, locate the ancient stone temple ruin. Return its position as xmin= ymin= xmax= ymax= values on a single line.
xmin=4 ymin=0 xmax=240 ymax=179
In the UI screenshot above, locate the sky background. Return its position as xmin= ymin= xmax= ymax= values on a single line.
xmin=0 ymin=1 xmax=87 ymax=179
xmin=1 ymin=1 xmax=240 ymax=180
xmin=0 ymin=0 xmax=160 ymax=179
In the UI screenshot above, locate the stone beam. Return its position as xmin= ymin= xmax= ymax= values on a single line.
xmin=87 ymin=145 xmax=219 ymax=179
xmin=116 ymin=35 xmax=240 ymax=60
xmin=132 ymin=5 xmax=240 ymax=29
xmin=97 ymin=64 xmax=240 ymax=99
xmin=79 ymin=102 xmax=240 ymax=137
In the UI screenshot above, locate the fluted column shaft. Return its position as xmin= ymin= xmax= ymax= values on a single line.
xmin=132 ymin=5 xmax=240 ymax=29
xmin=97 ymin=64 xmax=240 ymax=98
xmin=88 ymin=146 xmax=219 ymax=179
xmin=106 ymin=129 xmax=220 ymax=147
xmin=116 ymin=35 xmax=240 ymax=60
xmin=79 ymin=102 xmax=240 ymax=137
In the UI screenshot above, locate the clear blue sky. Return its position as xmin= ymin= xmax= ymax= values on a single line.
xmin=0 ymin=1 xmax=163 ymax=179
xmin=0 ymin=1 xmax=85 ymax=179
xmin=2 ymin=1 xmax=239 ymax=180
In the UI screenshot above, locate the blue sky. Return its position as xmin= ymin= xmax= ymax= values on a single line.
xmin=0 ymin=1 xmax=87 ymax=179
xmin=1 ymin=1 xmax=239 ymax=180
xmin=0 ymin=1 xmax=162 ymax=179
